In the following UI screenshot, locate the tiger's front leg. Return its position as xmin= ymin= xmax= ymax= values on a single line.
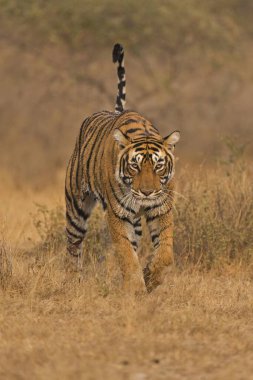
xmin=107 ymin=211 xmax=146 ymax=294
xmin=144 ymin=213 xmax=174 ymax=292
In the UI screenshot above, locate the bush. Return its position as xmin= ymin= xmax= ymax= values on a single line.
xmin=175 ymin=163 xmax=253 ymax=269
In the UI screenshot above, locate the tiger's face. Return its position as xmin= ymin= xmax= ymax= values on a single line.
xmin=114 ymin=129 xmax=180 ymax=201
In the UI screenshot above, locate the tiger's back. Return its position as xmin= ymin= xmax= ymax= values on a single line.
xmin=65 ymin=109 xmax=163 ymax=227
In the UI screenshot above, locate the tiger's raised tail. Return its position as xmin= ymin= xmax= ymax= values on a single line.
xmin=113 ymin=43 xmax=126 ymax=113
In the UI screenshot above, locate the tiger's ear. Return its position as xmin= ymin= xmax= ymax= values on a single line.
xmin=164 ymin=131 xmax=180 ymax=150
xmin=114 ymin=129 xmax=131 ymax=149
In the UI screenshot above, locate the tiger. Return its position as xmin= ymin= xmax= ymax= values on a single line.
xmin=65 ymin=43 xmax=180 ymax=293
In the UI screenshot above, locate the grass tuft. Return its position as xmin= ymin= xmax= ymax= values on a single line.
xmin=0 ymin=240 xmax=12 ymax=290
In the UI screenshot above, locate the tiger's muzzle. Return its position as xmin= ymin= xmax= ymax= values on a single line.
xmin=131 ymin=160 xmax=161 ymax=199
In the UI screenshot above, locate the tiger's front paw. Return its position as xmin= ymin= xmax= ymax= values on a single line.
xmin=143 ymin=266 xmax=162 ymax=293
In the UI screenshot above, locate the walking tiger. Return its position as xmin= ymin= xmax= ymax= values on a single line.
xmin=65 ymin=43 xmax=180 ymax=293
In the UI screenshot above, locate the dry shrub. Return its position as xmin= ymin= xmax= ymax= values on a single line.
xmin=32 ymin=203 xmax=110 ymax=263
xmin=33 ymin=203 xmax=65 ymax=254
xmin=175 ymin=162 xmax=253 ymax=270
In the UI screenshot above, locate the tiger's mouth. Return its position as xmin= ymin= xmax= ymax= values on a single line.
xmin=131 ymin=189 xmax=163 ymax=200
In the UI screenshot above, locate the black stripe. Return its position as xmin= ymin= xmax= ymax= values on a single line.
xmin=106 ymin=192 xmax=133 ymax=225
xmin=96 ymin=192 xmax=106 ymax=211
xmin=75 ymin=117 xmax=91 ymax=190
xmin=132 ymin=141 xmax=147 ymax=148
xmin=71 ymin=111 xmax=100 ymax=191
xmin=87 ymin=116 xmax=117 ymax=192
xmin=132 ymin=140 xmax=163 ymax=147
xmin=145 ymin=202 xmax=163 ymax=212
xmin=66 ymin=186 xmax=89 ymax=222
xmin=69 ymin=151 xmax=77 ymax=202
xmin=73 ymin=195 xmax=90 ymax=221
xmin=66 ymin=162 xmax=80 ymax=220
xmin=69 ymin=112 xmax=102 ymax=203
xmin=118 ymin=69 xmax=125 ymax=80
xmin=148 ymin=142 xmax=164 ymax=148
xmin=127 ymin=128 xmax=142 ymax=134
xmin=79 ymin=115 xmax=108 ymax=166
xmin=133 ymin=219 xmax=141 ymax=227
xmin=109 ymin=180 xmax=135 ymax=214
xmin=118 ymin=76 xmax=126 ymax=85
xmin=65 ymin=187 xmax=72 ymax=203
xmin=120 ymin=119 xmax=139 ymax=126
xmin=113 ymin=44 xmax=124 ymax=63
xmin=154 ymin=241 xmax=160 ymax=249
xmin=146 ymin=205 xmax=173 ymax=222
xmin=135 ymin=230 xmax=142 ymax=236
xmin=131 ymin=241 xmax=137 ymax=248
xmin=85 ymin=116 xmax=113 ymax=190
xmin=66 ymin=212 xmax=86 ymax=235
xmin=146 ymin=215 xmax=158 ymax=223
xmin=151 ymin=234 xmax=159 ymax=242
xmin=66 ymin=227 xmax=83 ymax=240
xmin=92 ymin=116 xmax=115 ymax=178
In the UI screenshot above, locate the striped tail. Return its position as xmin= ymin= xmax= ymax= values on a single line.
xmin=112 ymin=43 xmax=126 ymax=112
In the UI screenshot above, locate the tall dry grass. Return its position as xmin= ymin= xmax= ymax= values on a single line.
xmin=175 ymin=165 xmax=253 ymax=270
xmin=0 ymin=162 xmax=253 ymax=379
xmin=1 ymin=156 xmax=252 ymax=297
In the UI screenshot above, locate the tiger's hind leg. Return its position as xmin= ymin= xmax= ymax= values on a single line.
xmin=65 ymin=191 xmax=97 ymax=258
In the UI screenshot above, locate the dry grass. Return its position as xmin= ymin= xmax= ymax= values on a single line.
xmin=175 ymin=163 xmax=253 ymax=270
xmin=0 ymin=162 xmax=253 ymax=379
xmin=1 ymin=269 xmax=253 ymax=380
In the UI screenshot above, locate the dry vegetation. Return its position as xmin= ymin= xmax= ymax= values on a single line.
xmin=1 ymin=1 xmax=253 ymax=379
xmin=1 ymin=158 xmax=253 ymax=379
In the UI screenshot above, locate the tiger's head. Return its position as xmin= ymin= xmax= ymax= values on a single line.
xmin=114 ymin=129 xmax=180 ymax=202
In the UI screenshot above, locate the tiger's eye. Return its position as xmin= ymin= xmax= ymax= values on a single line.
xmin=130 ymin=163 xmax=139 ymax=169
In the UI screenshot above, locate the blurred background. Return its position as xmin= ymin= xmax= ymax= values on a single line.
xmin=0 ymin=0 xmax=252 ymax=188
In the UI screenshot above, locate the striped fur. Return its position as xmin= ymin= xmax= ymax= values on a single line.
xmin=112 ymin=43 xmax=126 ymax=112
xmin=65 ymin=45 xmax=180 ymax=293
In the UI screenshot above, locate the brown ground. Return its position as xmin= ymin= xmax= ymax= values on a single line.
xmin=1 ymin=271 xmax=253 ymax=380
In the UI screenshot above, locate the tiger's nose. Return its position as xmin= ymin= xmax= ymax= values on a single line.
xmin=141 ymin=189 xmax=153 ymax=196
